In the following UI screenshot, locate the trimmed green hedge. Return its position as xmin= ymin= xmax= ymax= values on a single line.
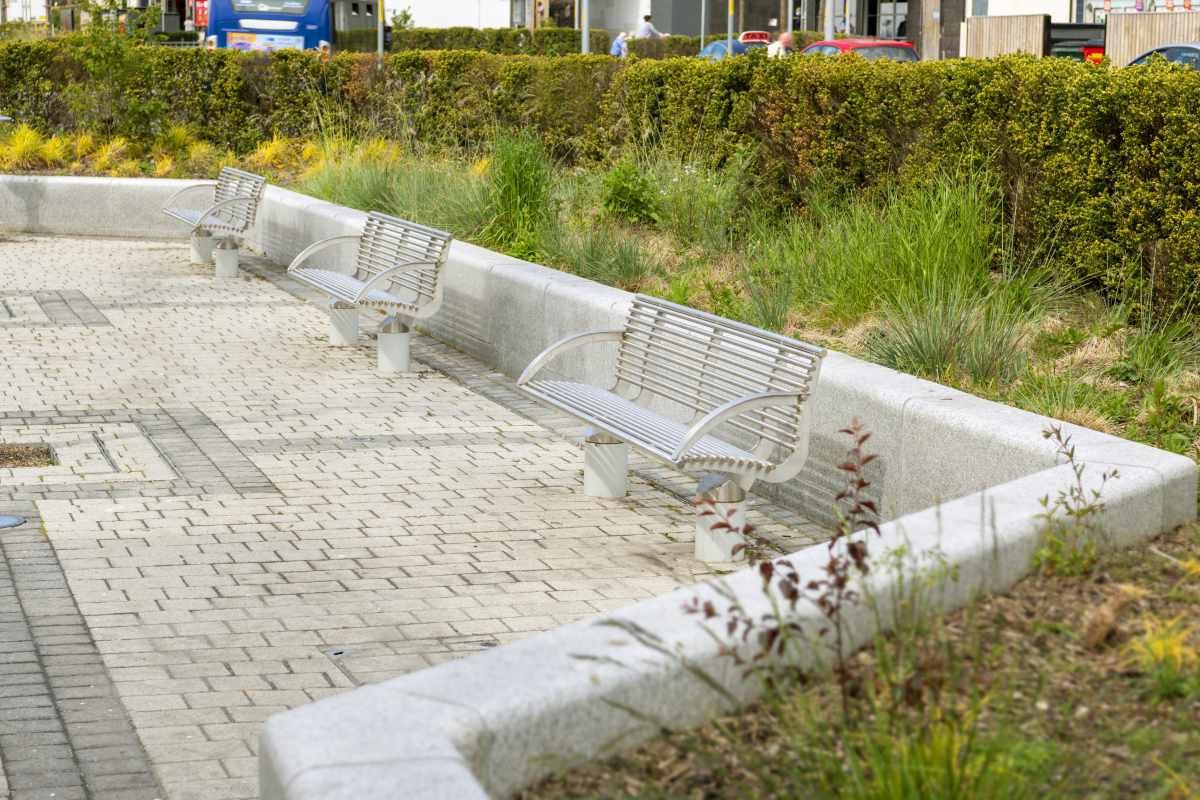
xmin=390 ymin=26 xmax=610 ymax=56
xmin=3 ymin=38 xmax=1200 ymax=307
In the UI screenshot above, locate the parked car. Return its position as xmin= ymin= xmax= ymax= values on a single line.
xmin=698 ymin=39 xmax=766 ymax=60
xmin=1050 ymin=38 xmax=1105 ymax=63
xmin=800 ymin=38 xmax=918 ymax=61
xmin=1128 ymin=43 xmax=1200 ymax=68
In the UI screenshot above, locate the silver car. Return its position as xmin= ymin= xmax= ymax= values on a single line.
xmin=1128 ymin=43 xmax=1200 ymax=68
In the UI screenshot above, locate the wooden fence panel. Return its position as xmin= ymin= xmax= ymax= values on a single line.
xmin=1106 ymin=11 xmax=1200 ymax=66
xmin=959 ymin=14 xmax=1049 ymax=57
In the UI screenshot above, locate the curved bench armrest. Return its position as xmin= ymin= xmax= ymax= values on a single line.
xmin=160 ymin=182 xmax=216 ymax=212
xmin=189 ymin=196 xmax=259 ymax=234
xmin=286 ymin=234 xmax=362 ymax=274
xmin=671 ymin=391 xmax=804 ymax=462
xmin=353 ymin=260 xmax=438 ymax=304
xmin=517 ymin=330 xmax=624 ymax=386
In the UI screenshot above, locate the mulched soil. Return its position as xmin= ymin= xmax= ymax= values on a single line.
xmin=522 ymin=525 xmax=1200 ymax=799
xmin=0 ymin=444 xmax=54 ymax=468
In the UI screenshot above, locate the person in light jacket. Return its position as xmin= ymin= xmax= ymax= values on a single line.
xmin=636 ymin=14 xmax=665 ymax=39
xmin=610 ymin=31 xmax=630 ymax=57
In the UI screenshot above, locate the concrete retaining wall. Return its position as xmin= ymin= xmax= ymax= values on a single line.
xmin=2 ymin=174 xmax=1195 ymax=800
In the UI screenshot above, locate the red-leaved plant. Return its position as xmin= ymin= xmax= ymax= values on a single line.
xmin=683 ymin=419 xmax=881 ymax=719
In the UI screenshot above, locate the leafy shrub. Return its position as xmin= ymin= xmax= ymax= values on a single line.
xmin=480 ymin=131 xmax=554 ymax=259
xmin=601 ymin=157 xmax=658 ymax=225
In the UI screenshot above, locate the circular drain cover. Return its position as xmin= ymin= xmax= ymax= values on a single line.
xmin=0 ymin=515 xmax=26 ymax=529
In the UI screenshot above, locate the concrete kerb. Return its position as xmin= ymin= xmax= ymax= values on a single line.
xmin=1 ymin=175 xmax=1195 ymax=799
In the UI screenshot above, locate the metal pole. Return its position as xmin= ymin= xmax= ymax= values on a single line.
xmin=787 ymin=0 xmax=793 ymax=32
xmin=580 ymin=0 xmax=588 ymax=52
xmin=824 ymin=0 xmax=833 ymax=39
xmin=700 ymin=0 xmax=706 ymax=50
xmin=376 ymin=0 xmax=384 ymax=58
xmin=727 ymin=0 xmax=733 ymax=52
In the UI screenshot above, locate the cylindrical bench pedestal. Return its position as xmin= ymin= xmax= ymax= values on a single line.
xmin=329 ymin=306 xmax=359 ymax=346
xmin=213 ymin=241 xmax=239 ymax=279
xmin=378 ymin=331 xmax=412 ymax=374
xmin=583 ymin=432 xmax=629 ymax=498
xmin=191 ymin=231 xmax=215 ymax=265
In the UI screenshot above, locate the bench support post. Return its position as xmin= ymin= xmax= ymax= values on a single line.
xmin=329 ymin=302 xmax=359 ymax=346
xmin=213 ymin=238 xmax=239 ymax=279
xmin=694 ymin=475 xmax=748 ymax=564
xmin=583 ymin=430 xmax=628 ymax=498
xmin=378 ymin=316 xmax=412 ymax=374
xmin=190 ymin=229 xmax=215 ymax=265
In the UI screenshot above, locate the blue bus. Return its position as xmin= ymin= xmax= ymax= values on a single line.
xmin=204 ymin=0 xmax=380 ymax=55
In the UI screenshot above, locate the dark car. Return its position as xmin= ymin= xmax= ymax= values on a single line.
xmin=1128 ymin=43 xmax=1200 ymax=68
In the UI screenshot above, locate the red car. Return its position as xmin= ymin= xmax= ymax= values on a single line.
xmin=800 ymin=38 xmax=918 ymax=61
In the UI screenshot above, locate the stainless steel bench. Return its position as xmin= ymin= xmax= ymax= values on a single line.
xmin=161 ymin=166 xmax=266 ymax=242
xmin=518 ymin=294 xmax=824 ymax=561
xmin=287 ymin=211 xmax=453 ymax=373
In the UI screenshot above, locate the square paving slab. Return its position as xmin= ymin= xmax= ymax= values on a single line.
xmin=0 ymin=235 xmax=825 ymax=800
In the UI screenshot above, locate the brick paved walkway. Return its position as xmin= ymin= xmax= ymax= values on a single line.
xmin=0 ymin=235 xmax=825 ymax=800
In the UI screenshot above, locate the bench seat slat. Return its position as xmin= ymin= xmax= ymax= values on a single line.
xmin=290 ymin=267 xmax=423 ymax=313
xmin=524 ymin=379 xmax=775 ymax=476
xmin=162 ymin=206 xmax=245 ymax=236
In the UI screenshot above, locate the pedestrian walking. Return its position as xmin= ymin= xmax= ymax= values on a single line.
xmin=636 ymin=14 xmax=666 ymax=39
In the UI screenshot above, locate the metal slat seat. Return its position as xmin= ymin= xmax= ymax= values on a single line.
xmin=517 ymin=294 xmax=825 ymax=489
xmin=160 ymin=167 xmax=267 ymax=238
xmin=527 ymin=380 xmax=776 ymax=476
xmin=287 ymin=267 xmax=416 ymax=312
xmin=286 ymin=211 xmax=453 ymax=320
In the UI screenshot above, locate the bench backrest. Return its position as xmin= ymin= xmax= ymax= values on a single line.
xmin=615 ymin=294 xmax=824 ymax=452
xmin=212 ymin=167 xmax=267 ymax=231
xmin=354 ymin=212 xmax=453 ymax=310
